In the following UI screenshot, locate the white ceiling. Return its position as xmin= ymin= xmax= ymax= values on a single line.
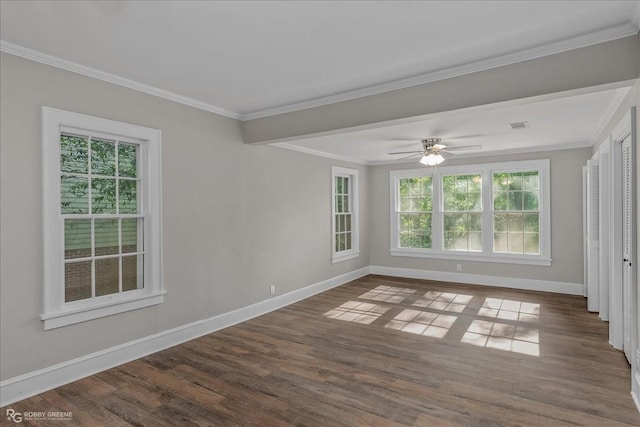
xmin=1 ymin=1 xmax=637 ymax=163
xmin=1 ymin=1 xmax=638 ymax=119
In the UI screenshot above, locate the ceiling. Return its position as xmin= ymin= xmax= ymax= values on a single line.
xmin=1 ymin=1 xmax=638 ymax=163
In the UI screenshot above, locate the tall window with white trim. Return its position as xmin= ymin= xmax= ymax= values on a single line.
xmin=42 ymin=107 xmax=163 ymax=329
xmin=332 ymin=166 xmax=359 ymax=263
xmin=398 ymin=176 xmax=433 ymax=248
xmin=492 ymin=171 xmax=540 ymax=255
xmin=442 ymin=174 xmax=482 ymax=252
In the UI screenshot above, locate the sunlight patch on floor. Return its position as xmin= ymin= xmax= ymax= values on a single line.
xmin=323 ymin=301 xmax=390 ymax=324
xmin=412 ymin=291 xmax=473 ymax=313
xmin=461 ymin=319 xmax=540 ymax=356
xmin=358 ymin=285 xmax=416 ymax=303
xmin=477 ymin=298 xmax=540 ymax=322
xmin=385 ymin=308 xmax=457 ymax=338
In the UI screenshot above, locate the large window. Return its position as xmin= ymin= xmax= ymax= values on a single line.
xmin=390 ymin=160 xmax=550 ymax=265
xmin=42 ymin=107 xmax=164 ymax=329
xmin=332 ymin=166 xmax=359 ymax=263
xmin=442 ymin=174 xmax=482 ymax=251
xmin=492 ymin=171 xmax=540 ymax=255
xmin=397 ymin=176 xmax=432 ymax=248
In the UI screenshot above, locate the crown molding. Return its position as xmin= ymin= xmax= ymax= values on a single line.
xmin=240 ymin=24 xmax=640 ymax=121
xmin=272 ymin=142 xmax=368 ymax=165
xmin=590 ymin=86 xmax=633 ymax=145
xmin=0 ymin=41 xmax=242 ymax=120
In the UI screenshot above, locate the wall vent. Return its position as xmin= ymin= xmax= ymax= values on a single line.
xmin=510 ymin=121 xmax=529 ymax=129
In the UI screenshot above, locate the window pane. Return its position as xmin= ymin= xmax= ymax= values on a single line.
xmin=523 ymin=172 xmax=539 ymax=190
xmin=118 ymin=143 xmax=138 ymax=178
xmin=345 ymin=214 xmax=352 ymax=232
xmin=91 ymin=139 xmax=116 ymax=176
xmin=65 ymin=219 xmax=91 ymax=259
xmin=61 ymin=176 xmax=88 ymax=214
xmin=523 ymin=191 xmax=539 ymax=210
xmin=493 ymin=173 xmax=509 ymax=192
xmin=468 ymin=192 xmax=481 ymax=211
xmin=65 ymin=260 xmax=92 ymax=302
xmin=92 ymin=178 xmax=117 ymax=214
xmin=493 ymin=191 xmax=508 ymax=211
xmin=399 ymin=196 xmax=410 ymax=211
xmin=336 ymin=177 xmax=343 ymax=194
xmin=469 ymin=231 xmax=482 ymax=251
xmin=95 ymin=257 xmax=119 ymax=296
xmin=494 ymin=213 xmax=508 ymax=232
xmin=119 ymin=179 xmax=138 ymax=214
xmin=494 ymin=232 xmax=508 ymax=252
xmin=508 ymin=191 xmax=522 ymax=210
xmin=122 ymin=218 xmax=142 ymax=253
xmin=343 ymin=195 xmax=349 ymax=212
xmin=444 ymin=231 xmax=455 ymax=250
xmin=508 ymin=173 xmax=523 ymax=190
xmin=95 ymin=219 xmax=119 ymax=256
xmin=508 ymin=213 xmax=524 ymax=232
xmin=524 ymin=233 xmax=540 ymax=254
xmin=524 ymin=213 xmax=539 ymax=233
xmin=60 ymin=135 xmax=88 ymax=174
xmin=122 ymin=255 xmax=143 ymax=291
xmin=345 ymin=232 xmax=352 ymax=251
xmin=468 ymin=213 xmax=481 ymax=231
xmin=508 ymin=232 xmax=524 ymax=253
xmin=336 ymin=195 xmax=343 ymax=212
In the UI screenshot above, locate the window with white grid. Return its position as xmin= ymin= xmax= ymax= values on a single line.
xmin=42 ymin=107 xmax=164 ymax=329
xmin=332 ymin=166 xmax=359 ymax=263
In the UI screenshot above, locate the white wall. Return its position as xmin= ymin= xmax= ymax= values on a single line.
xmin=0 ymin=52 xmax=369 ymax=381
xmin=368 ymin=148 xmax=591 ymax=285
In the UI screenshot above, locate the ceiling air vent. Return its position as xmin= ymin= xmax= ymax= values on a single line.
xmin=510 ymin=121 xmax=529 ymax=130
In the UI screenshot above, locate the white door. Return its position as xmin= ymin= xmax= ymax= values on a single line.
xmin=622 ymin=133 xmax=635 ymax=363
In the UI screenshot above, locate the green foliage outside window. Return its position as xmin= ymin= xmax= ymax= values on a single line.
xmin=492 ymin=171 xmax=540 ymax=254
xmin=398 ymin=177 xmax=432 ymax=248
xmin=442 ymin=174 xmax=482 ymax=251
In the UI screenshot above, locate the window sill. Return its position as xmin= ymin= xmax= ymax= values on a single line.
xmin=41 ymin=291 xmax=166 ymax=330
xmin=390 ymin=249 xmax=552 ymax=266
xmin=332 ymin=251 xmax=360 ymax=264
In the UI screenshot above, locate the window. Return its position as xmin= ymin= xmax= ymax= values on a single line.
xmin=42 ymin=107 xmax=164 ymax=329
xmin=397 ymin=176 xmax=432 ymax=248
xmin=442 ymin=174 xmax=482 ymax=251
xmin=390 ymin=159 xmax=550 ymax=265
xmin=492 ymin=171 xmax=540 ymax=255
xmin=332 ymin=166 xmax=359 ymax=262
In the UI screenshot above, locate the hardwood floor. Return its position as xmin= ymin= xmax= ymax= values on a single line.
xmin=2 ymin=275 xmax=638 ymax=426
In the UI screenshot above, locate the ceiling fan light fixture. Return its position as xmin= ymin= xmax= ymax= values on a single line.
xmin=420 ymin=153 xmax=445 ymax=166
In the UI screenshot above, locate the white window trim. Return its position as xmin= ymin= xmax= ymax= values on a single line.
xmin=390 ymin=159 xmax=551 ymax=266
xmin=331 ymin=166 xmax=360 ymax=263
xmin=41 ymin=107 xmax=164 ymax=329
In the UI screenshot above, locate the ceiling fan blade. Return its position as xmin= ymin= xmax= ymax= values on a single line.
xmin=443 ymin=144 xmax=482 ymax=151
xmin=388 ymin=150 xmax=423 ymax=155
xmin=397 ymin=153 xmax=423 ymax=161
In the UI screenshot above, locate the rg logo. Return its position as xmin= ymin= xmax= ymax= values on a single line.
xmin=6 ymin=409 xmax=22 ymax=423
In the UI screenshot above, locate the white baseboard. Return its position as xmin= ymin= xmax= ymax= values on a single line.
xmin=369 ymin=266 xmax=585 ymax=295
xmin=0 ymin=267 xmax=369 ymax=407
xmin=633 ymin=371 xmax=640 ymax=414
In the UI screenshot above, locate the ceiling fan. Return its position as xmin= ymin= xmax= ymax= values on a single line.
xmin=388 ymin=138 xmax=482 ymax=165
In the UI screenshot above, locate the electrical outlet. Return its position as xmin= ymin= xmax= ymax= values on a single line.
xmin=270 ymin=285 xmax=276 ymax=295
xmin=456 ymin=263 xmax=462 ymax=272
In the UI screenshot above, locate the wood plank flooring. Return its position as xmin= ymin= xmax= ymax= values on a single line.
xmin=2 ymin=275 xmax=638 ymax=426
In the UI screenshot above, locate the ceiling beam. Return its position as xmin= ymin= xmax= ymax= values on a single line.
xmin=241 ymin=35 xmax=640 ymax=145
